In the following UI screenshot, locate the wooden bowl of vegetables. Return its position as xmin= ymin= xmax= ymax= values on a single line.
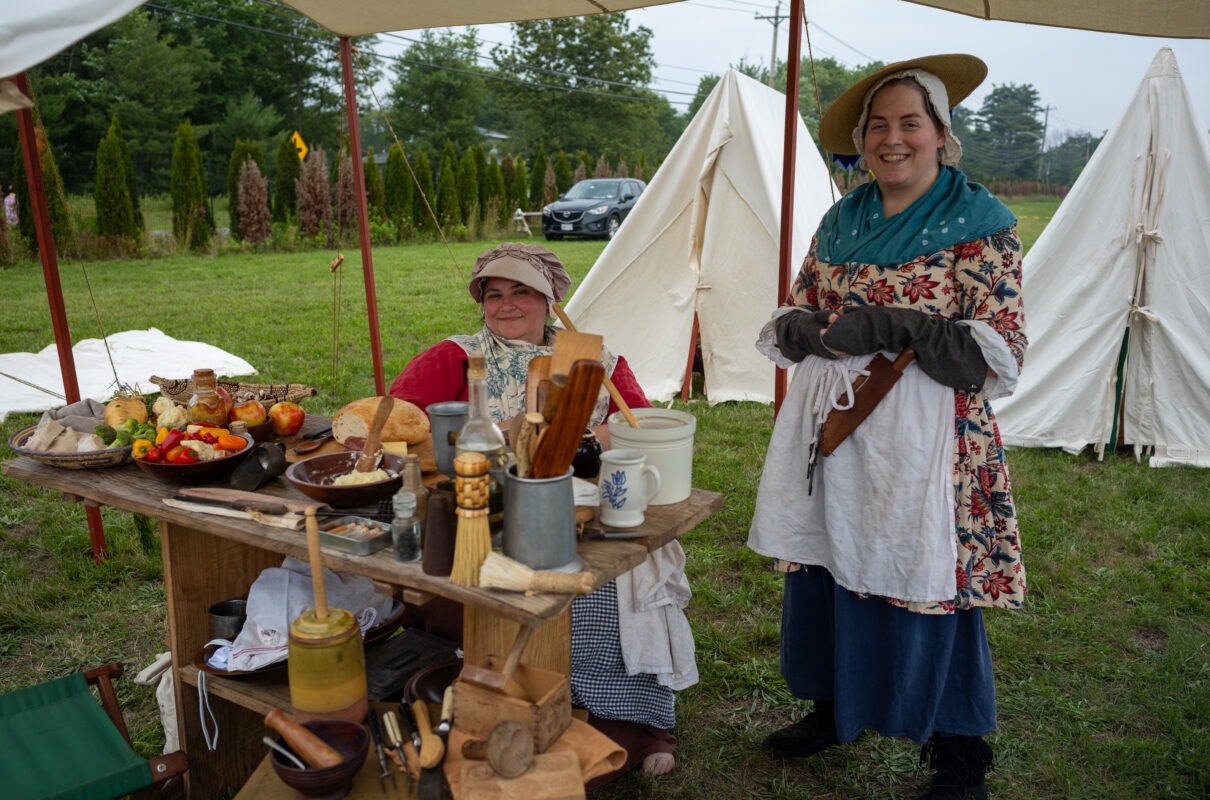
xmin=132 ymin=428 xmax=255 ymax=485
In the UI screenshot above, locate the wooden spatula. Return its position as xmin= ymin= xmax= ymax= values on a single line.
xmin=355 ymin=395 xmax=395 ymax=473
xmin=553 ymin=303 xmax=641 ymax=428
xmin=550 ymin=329 xmax=603 ymax=377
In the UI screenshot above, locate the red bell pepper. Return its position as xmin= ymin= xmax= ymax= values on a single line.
xmin=171 ymin=446 xmax=200 ymax=464
xmin=159 ymin=429 xmax=185 ymax=454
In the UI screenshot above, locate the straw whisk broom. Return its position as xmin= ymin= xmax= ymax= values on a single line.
xmin=479 ymin=551 xmax=596 ymax=596
xmin=450 ymin=451 xmax=492 ymax=586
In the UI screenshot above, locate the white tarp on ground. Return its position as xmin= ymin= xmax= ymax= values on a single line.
xmin=994 ymin=48 xmax=1210 ymax=467
xmin=0 ymin=329 xmax=255 ymax=421
xmin=563 ymin=70 xmax=836 ymax=404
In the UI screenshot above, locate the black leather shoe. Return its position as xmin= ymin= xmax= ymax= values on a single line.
xmin=761 ymin=704 xmax=840 ymax=760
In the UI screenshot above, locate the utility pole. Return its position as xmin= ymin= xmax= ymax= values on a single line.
xmin=755 ymin=3 xmax=786 ymax=89
xmin=1036 ymin=104 xmax=1053 ymax=181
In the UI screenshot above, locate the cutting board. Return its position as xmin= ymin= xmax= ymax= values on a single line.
xmin=460 ymin=751 xmax=584 ymax=800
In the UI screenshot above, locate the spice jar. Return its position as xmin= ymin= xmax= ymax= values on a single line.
xmin=187 ymin=368 xmax=227 ymax=426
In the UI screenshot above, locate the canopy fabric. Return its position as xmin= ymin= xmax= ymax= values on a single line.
xmin=0 ymin=328 xmax=256 ymax=421
xmin=280 ymin=0 xmax=685 ymax=37
xmin=903 ymin=0 xmax=1210 ymax=38
xmin=993 ymin=48 xmax=1210 ymax=466
xmin=563 ymin=70 xmax=835 ymax=404
xmin=0 ymin=0 xmax=145 ymax=79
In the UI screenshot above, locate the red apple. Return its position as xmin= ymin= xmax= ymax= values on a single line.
xmin=268 ymin=401 xmax=305 ymax=436
xmin=229 ymin=398 xmax=268 ymax=425
xmin=216 ymin=385 xmax=233 ymax=418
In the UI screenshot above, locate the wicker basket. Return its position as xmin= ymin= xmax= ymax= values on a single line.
xmin=7 ymin=424 xmax=134 ymax=469
xmin=149 ymin=375 xmax=317 ymax=406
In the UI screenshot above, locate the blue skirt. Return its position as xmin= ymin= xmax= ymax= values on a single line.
xmin=780 ymin=567 xmax=997 ymax=745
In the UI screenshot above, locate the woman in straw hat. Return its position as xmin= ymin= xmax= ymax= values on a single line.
xmin=747 ymin=54 xmax=1027 ymax=799
xmin=391 ymin=242 xmax=689 ymax=782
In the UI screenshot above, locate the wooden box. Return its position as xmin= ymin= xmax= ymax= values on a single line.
xmin=452 ymin=660 xmax=571 ymax=753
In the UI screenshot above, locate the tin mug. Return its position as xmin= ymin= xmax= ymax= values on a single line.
xmin=597 ymin=449 xmax=662 ymax=528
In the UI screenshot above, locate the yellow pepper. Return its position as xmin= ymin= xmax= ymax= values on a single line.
xmin=155 ymin=426 xmax=169 ymax=446
xmin=197 ymin=426 xmax=229 ymax=438
xmin=132 ymin=439 xmax=154 ymax=459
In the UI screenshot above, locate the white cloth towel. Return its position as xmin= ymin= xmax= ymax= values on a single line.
xmin=615 ymin=542 xmax=699 ymax=690
xmin=227 ymin=557 xmax=396 ymax=672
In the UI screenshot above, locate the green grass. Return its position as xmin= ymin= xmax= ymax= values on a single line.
xmin=3 ymin=196 xmax=1205 ymax=799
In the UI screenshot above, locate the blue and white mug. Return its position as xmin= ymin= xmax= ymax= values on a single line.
xmin=598 ymin=449 xmax=662 ymax=528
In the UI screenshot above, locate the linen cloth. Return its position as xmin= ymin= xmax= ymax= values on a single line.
xmin=227 ymin=557 xmax=396 ymax=671
xmin=615 ymin=542 xmax=699 ymax=690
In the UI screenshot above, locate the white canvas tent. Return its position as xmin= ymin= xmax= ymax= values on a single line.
xmin=994 ymin=47 xmax=1210 ymax=466
xmin=563 ymin=70 xmax=835 ymax=404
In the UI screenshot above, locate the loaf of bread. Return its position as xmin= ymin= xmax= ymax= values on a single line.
xmin=332 ymin=396 xmax=429 ymax=445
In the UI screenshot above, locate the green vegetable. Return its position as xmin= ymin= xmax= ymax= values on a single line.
xmin=113 ymin=430 xmax=134 ymax=447
xmin=94 ymin=424 xmax=117 ymax=446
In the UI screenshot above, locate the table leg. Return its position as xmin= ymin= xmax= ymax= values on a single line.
xmin=162 ymin=521 xmax=284 ymax=798
xmin=462 ymin=607 xmax=571 ymax=675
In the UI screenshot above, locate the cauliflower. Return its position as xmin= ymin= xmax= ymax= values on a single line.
xmin=157 ymin=404 xmax=189 ymax=430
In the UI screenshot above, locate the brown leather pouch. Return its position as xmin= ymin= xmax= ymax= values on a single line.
xmin=820 ymin=347 xmax=916 ymax=456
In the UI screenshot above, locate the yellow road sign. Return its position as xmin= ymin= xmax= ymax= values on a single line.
xmin=290 ymin=130 xmax=308 ymax=161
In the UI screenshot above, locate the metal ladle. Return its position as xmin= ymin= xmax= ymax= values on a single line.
xmin=263 ymin=735 xmax=307 ymax=770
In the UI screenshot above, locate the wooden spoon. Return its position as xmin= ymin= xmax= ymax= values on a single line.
xmin=292 ymin=432 xmax=332 ymax=455
xmin=411 ymin=699 xmax=445 ymax=769
xmin=355 ymin=396 xmax=394 ymax=473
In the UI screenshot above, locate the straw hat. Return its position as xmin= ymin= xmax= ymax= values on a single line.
xmin=819 ymin=54 xmax=987 ymax=155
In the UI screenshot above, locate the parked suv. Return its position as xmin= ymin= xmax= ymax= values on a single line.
xmin=542 ymin=178 xmax=646 ymax=241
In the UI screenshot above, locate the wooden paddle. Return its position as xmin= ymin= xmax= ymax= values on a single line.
xmin=529 ymin=359 xmax=605 ymax=479
xmin=550 ymin=329 xmax=603 ymax=377
xmin=552 ymin=302 xmax=641 ymax=428
xmin=355 ymin=395 xmax=395 ymax=473
xmin=525 ymin=355 xmax=551 ymax=414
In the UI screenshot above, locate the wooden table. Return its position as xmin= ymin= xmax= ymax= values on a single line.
xmin=2 ymin=420 xmax=722 ymax=799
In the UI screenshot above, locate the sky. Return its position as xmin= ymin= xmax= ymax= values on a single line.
xmin=406 ymin=0 xmax=1210 ymax=147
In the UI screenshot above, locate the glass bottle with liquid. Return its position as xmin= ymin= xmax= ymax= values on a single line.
xmin=187 ymin=368 xmax=227 ymax=427
xmin=391 ymin=490 xmax=422 ymax=563
xmin=401 ymin=454 xmax=429 ymax=538
xmin=456 ymin=356 xmax=508 ymax=520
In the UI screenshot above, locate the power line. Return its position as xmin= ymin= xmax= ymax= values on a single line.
xmin=145 ymin=2 xmax=693 ymax=107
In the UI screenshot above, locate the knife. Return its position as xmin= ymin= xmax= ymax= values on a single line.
xmin=580 ymin=525 xmax=651 ymax=540
xmin=170 ymin=492 xmax=288 ymax=516
xmin=366 ymin=708 xmax=396 ymax=793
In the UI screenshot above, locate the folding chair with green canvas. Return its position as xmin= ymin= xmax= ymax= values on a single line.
xmin=0 ymin=662 xmax=187 ymax=800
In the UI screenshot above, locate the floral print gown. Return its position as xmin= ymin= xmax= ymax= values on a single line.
xmin=782 ymin=226 xmax=1028 ymax=615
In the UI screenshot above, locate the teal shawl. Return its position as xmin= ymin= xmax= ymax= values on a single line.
xmin=815 ymin=166 xmax=1016 ymax=267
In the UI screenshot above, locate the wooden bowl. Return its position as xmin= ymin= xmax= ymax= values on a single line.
xmin=284 ymin=452 xmax=404 ymax=508
xmin=7 ymin=424 xmax=133 ymax=469
xmin=246 ymin=420 xmax=274 ymax=443
xmin=132 ymin=433 xmax=255 ymax=485
xmin=269 ymin=719 xmax=369 ymax=799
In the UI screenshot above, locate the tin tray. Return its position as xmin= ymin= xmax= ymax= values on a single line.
xmin=319 ymin=516 xmax=392 ymax=555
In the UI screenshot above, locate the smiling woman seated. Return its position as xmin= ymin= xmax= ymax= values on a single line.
xmin=389 ymin=242 xmax=692 ymax=782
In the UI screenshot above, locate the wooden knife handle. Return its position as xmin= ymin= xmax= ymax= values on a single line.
xmin=356 ymin=395 xmax=394 ymax=472
xmin=264 ymin=707 xmax=343 ymax=769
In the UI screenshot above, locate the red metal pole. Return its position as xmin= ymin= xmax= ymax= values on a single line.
xmin=774 ymin=0 xmax=804 ymax=417
xmin=339 ymin=37 xmax=386 ymax=396
xmin=14 ymin=71 xmax=107 ymax=562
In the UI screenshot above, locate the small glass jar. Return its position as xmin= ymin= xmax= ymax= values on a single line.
xmin=187 ymin=368 xmax=227 ymax=426
xmin=391 ymin=490 xmax=422 ymax=563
